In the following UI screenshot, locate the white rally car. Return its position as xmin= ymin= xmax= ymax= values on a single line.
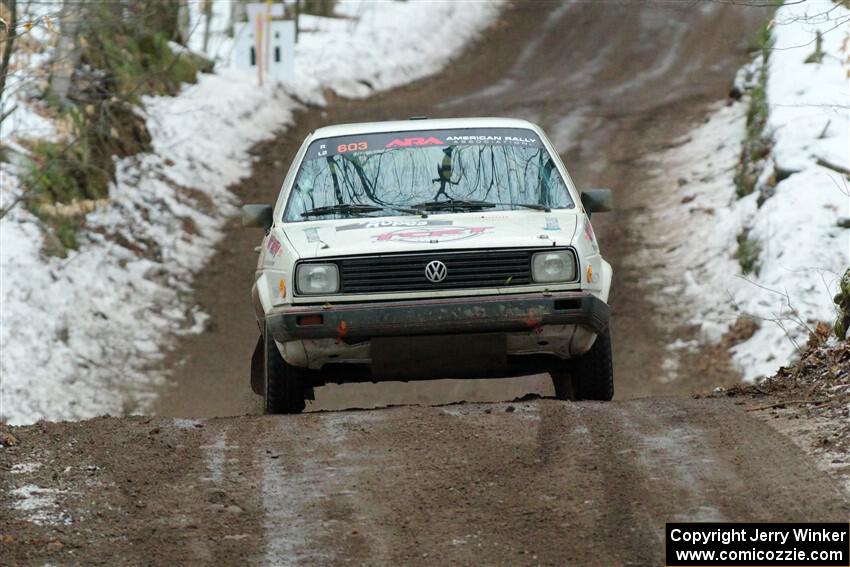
xmin=243 ymin=118 xmax=613 ymax=413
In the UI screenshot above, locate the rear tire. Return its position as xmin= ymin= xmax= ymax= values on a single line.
xmin=550 ymin=327 xmax=614 ymax=401
xmin=263 ymin=325 xmax=307 ymax=414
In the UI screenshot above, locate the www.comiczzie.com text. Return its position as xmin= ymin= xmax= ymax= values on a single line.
xmin=666 ymin=523 xmax=849 ymax=567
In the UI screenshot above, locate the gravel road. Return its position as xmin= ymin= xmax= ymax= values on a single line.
xmin=2 ymin=399 xmax=848 ymax=565
xmin=4 ymin=2 xmax=847 ymax=566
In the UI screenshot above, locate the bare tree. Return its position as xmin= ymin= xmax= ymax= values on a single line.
xmin=177 ymin=0 xmax=190 ymax=45
xmin=48 ymin=0 xmax=81 ymax=107
xmin=228 ymin=0 xmax=248 ymax=38
xmin=201 ymin=0 xmax=212 ymax=54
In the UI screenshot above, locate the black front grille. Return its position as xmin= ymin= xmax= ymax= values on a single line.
xmin=339 ymin=249 xmax=531 ymax=293
xmin=307 ymin=248 xmax=572 ymax=294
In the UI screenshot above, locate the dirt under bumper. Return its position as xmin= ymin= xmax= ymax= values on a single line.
xmin=266 ymin=291 xmax=609 ymax=344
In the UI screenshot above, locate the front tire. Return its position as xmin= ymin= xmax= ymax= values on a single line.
xmin=550 ymin=327 xmax=614 ymax=401
xmin=550 ymin=363 xmax=575 ymax=401
xmin=263 ymin=325 xmax=307 ymax=414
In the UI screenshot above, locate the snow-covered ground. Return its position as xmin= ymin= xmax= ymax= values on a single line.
xmin=0 ymin=1 xmax=504 ymax=425
xmin=641 ymin=1 xmax=849 ymax=382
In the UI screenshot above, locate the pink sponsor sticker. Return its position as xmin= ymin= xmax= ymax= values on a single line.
xmin=267 ymin=236 xmax=282 ymax=256
xmin=374 ymin=226 xmax=493 ymax=243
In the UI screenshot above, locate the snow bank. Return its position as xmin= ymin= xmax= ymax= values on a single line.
xmin=293 ymin=0 xmax=504 ymax=101
xmin=1 ymin=1 xmax=504 ymax=424
xmin=643 ymin=1 xmax=849 ymax=382
xmin=185 ymin=0 xmax=503 ymax=102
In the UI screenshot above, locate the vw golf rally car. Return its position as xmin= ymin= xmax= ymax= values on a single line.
xmin=243 ymin=118 xmax=614 ymax=413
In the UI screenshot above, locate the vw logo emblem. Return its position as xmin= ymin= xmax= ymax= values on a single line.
xmin=424 ymin=260 xmax=448 ymax=283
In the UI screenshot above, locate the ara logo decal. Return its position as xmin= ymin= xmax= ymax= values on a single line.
xmin=374 ymin=226 xmax=493 ymax=243
xmin=385 ymin=137 xmax=445 ymax=149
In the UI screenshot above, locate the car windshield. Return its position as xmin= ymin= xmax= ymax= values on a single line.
xmin=283 ymin=128 xmax=575 ymax=222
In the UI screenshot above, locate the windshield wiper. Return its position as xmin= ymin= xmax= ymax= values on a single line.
xmin=508 ymin=202 xmax=551 ymax=212
xmin=385 ymin=205 xmax=426 ymax=216
xmin=302 ymin=203 xmax=426 ymax=218
xmin=301 ymin=204 xmax=383 ymax=217
xmin=412 ymin=199 xmax=497 ymax=212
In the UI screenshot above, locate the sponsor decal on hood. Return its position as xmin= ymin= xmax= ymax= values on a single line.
xmin=336 ymin=219 xmax=453 ymax=232
xmin=281 ymin=212 xmax=579 ymax=257
xmin=304 ymin=227 xmax=321 ymax=242
xmin=374 ymin=226 xmax=493 ymax=243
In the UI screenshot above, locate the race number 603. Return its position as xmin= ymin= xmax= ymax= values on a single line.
xmin=337 ymin=142 xmax=368 ymax=153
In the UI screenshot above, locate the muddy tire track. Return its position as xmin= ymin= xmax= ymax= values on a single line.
xmin=3 ymin=400 xmax=848 ymax=565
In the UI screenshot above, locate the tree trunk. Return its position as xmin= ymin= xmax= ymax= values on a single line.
xmin=0 ymin=0 xmax=18 ymax=134
xmin=201 ymin=0 xmax=212 ymax=55
xmin=201 ymin=0 xmax=212 ymax=53
xmin=177 ymin=0 xmax=191 ymax=45
xmin=228 ymin=0 xmax=248 ymax=38
xmin=0 ymin=0 xmax=19 ymax=123
xmin=48 ymin=0 xmax=81 ymax=107
xmin=295 ymin=0 xmax=300 ymax=43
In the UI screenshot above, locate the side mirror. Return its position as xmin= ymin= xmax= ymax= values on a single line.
xmin=580 ymin=189 xmax=613 ymax=218
xmin=242 ymin=204 xmax=274 ymax=231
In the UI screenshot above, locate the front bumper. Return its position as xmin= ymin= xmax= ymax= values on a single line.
xmin=266 ymin=291 xmax=609 ymax=344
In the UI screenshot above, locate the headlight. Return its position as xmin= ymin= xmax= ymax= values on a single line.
xmin=532 ymin=251 xmax=576 ymax=283
xmin=296 ymin=263 xmax=339 ymax=294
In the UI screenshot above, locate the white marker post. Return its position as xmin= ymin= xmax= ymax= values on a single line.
xmin=264 ymin=0 xmax=272 ymax=78
xmin=237 ymin=3 xmax=294 ymax=87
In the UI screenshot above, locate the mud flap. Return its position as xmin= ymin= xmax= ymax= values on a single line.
xmin=250 ymin=335 xmax=264 ymax=395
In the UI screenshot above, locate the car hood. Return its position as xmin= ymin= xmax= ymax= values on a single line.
xmin=280 ymin=210 xmax=579 ymax=258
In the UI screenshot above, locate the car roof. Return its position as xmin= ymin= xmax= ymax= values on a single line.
xmin=310 ymin=117 xmax=544 ymax=140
